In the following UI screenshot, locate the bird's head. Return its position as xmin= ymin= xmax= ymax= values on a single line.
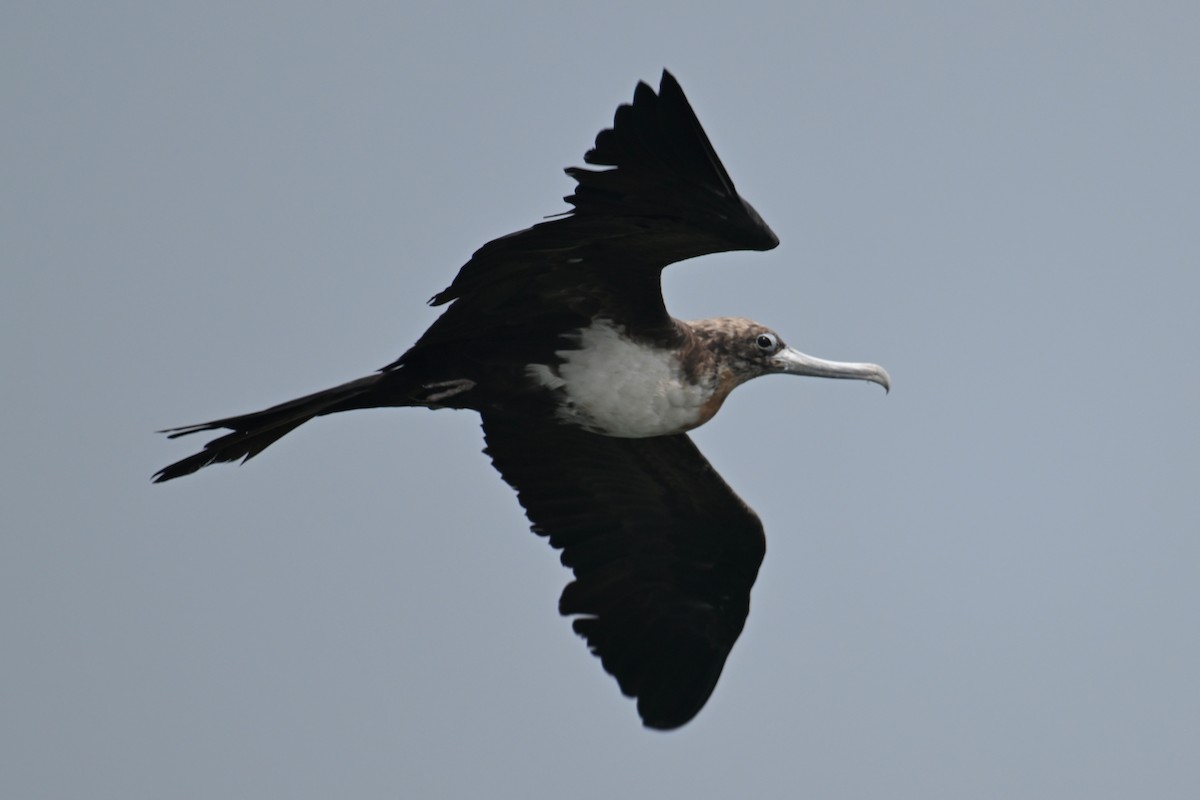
xmin=688 ymin=317 xmax=890 ymax=393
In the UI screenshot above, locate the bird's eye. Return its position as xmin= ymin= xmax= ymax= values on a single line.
xmin=755 ymin=333 xmax=779 ymax=353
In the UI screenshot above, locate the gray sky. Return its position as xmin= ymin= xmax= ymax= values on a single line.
xmin=4 ymin=2 xmax=1198 ymax=798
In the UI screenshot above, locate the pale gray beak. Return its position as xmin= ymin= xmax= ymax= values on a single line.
xmin=769 ymin=346 xmax=891 ymax=393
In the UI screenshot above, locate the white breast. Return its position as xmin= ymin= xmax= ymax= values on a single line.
xmin=526 ymin=319 xmax=712 ymax=438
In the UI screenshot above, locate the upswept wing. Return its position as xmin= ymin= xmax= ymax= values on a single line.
xmin=394 ymin=71 xmax=778 ymax=365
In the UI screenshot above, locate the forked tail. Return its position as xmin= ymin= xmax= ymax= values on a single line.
xmin=153 ymin=373 xmax=390 ymax=483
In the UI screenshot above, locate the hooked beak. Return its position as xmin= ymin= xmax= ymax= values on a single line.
xmin=769 ymin=346 xmax=891 ymax=393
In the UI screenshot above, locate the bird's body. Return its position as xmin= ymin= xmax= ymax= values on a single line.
xmin=156 ymin=72 xmax=889 ymax=730
xmin=529 ymin=317 xmax=735 ymax=437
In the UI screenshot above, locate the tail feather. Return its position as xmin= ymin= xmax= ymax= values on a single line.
xmin=153 ymin=374 xmax=388 ymax=483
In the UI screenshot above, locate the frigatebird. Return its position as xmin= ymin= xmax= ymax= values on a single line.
xmin=155 ymin=71 xmax=889 ymax=730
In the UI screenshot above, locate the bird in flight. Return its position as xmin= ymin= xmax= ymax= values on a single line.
xmin=155 ymin=71 xmax=889 ymax=730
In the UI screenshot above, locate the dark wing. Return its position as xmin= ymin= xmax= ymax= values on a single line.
xmin=393 ymin=71 xmax=779 ymax=368
xmin=482 ymin=413 xmax=766 ymax=730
